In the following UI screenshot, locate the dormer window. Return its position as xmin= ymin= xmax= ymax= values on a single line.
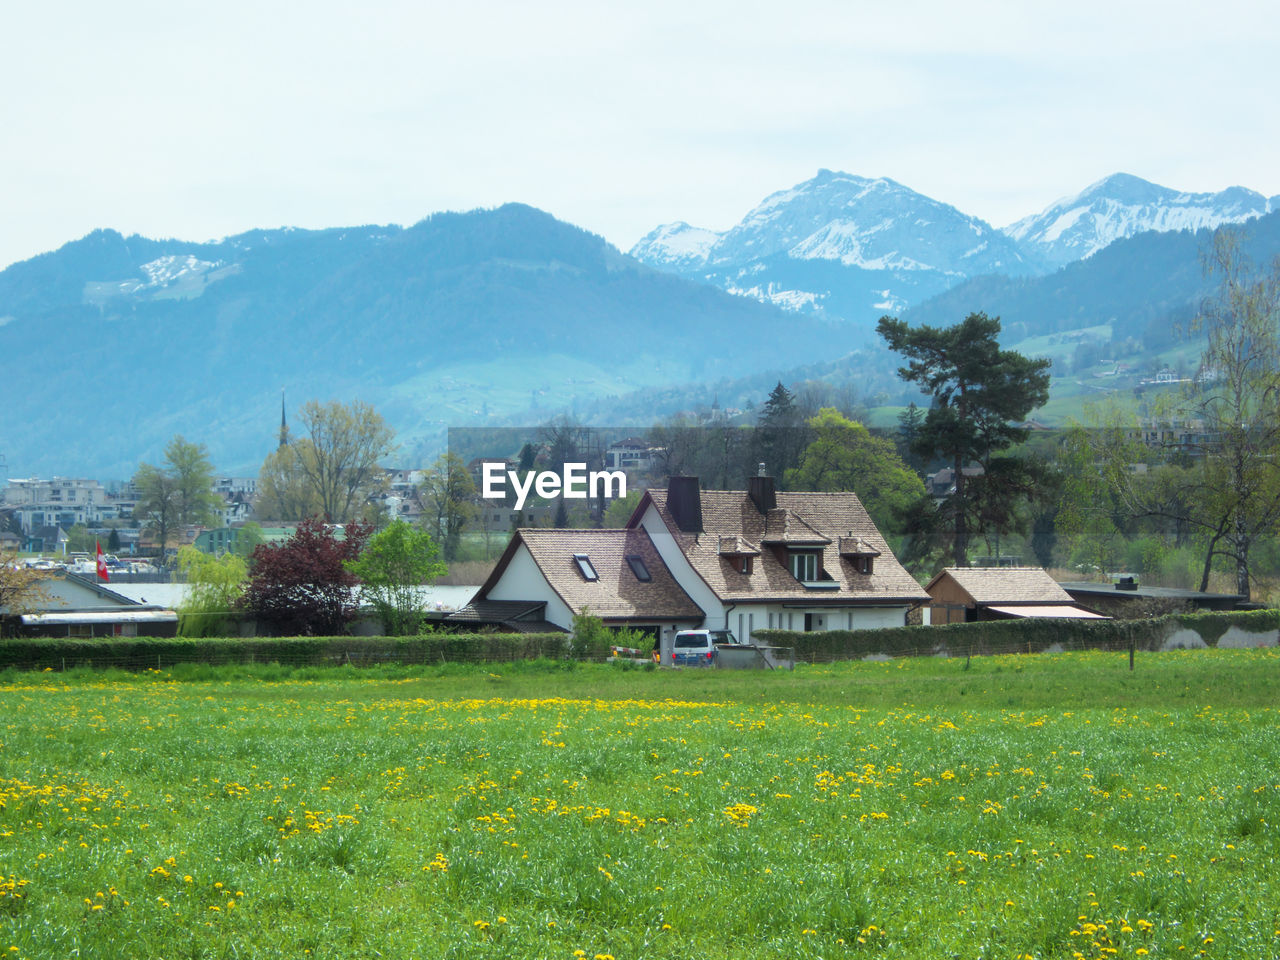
xmin=625 ymin=555 xmax=651 ymax=582
xmin=573 ymin=554 xmax=598 ymax=581
xmin=737 ymin=556 xmax=753 ymax=574
xmin=789 ymin=551 xmax=819 ymax=582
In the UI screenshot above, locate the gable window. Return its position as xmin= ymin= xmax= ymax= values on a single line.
xmin=789 ymin=551 xmax=818 ymax=582
xmin=625 ymin=555 xmax=651 ymax=582
xmin=573 ymin=554 xmax=598 ymax=581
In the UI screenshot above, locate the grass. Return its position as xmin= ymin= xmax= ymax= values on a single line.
xmin=2 ymin=649 xmax=1279 ymax=958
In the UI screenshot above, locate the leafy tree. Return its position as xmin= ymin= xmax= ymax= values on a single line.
xmin=107 ymin=528 xmax=121 ymax=552
xmin=0 ymin=550 xmax=51 ymax=623
xmin=345 ymin=520 xmax=447 ymax=635
xmin=256 ymin=443 xmax=322 ymax=521
xmin=166 ymin=436 xmax=221 ymax=528
xmin=133 ymin=461 xmax=179 ymax=564
xmin=176 ymin=546 xmax=247 ymax=637
xmin=293 ymin=400 xmax=395 ymax=523
xmin=603 ymin=490 xmax=642 ymax=527
xmin=1085 ymin=233 xmax=1280 ymax=597
xmin=877 ymin=312 xmax=1051 ymax=566
xmin=784 ymin=408 xmax=924 ymax=535
xmin=239 ymin=517 xmax=370 ymax=635
xmin=420 ymin=453 xmax=477 ymax=561
xmin=233 ymin=521 xmax=266 ymax=562
xmin=66 ymin=524 xmax=93 ymax=554
xmin=133 ymin=436 xmax=221 ymax=563
xmin=1182 ymin=230 xmax=1280 ymax=598
xmin=1056 ymin=420 xmax=1138 ymax=577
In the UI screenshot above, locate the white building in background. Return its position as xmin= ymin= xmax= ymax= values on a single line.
xmin=3 ymin=477 xmax=108 ymax=533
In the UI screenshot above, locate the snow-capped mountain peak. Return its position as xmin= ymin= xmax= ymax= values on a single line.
xmin=725 ymin=170 xmax=1037 ymax=275
xmin=1005 ymin=173 xmax=1273 ymax=267
xmin=629 ymin=169 xmax=1040 ymax=324
xmin=628 ymin=221 xmax=721 ymax=270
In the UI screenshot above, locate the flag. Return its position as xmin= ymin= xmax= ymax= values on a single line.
xmin=96 ymin=541 xmax=110 ymax=582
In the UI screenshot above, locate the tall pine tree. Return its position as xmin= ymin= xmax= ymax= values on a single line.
xmin=877 ymin=313 xmax=1050 ymax=566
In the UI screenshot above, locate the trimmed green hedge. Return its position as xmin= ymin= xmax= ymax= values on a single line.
xmin=0 ymin=632 xmax=571 ymax=672
xmin=754 ymin=609 xmax=1280 ymax=662
xmin=3 ymin=610 xmax=1275 ymax=672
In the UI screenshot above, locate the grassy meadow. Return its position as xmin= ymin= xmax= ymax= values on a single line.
xmin=2 ymin=649 xmax=1279 ymax=959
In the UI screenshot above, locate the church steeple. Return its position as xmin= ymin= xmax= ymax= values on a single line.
xmin=279 ymin=388 xmax=288 ymax=448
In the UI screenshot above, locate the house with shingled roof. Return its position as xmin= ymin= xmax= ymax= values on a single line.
xmin=448 ymin=527 xmax=704 ymax=636
xmin=450 ymin=472 xmax=929 ymax=642
xmin=925 ymin=567 xmax=1107 ymax=624
xmin=625 ymin=474 xmax=929 ymax=643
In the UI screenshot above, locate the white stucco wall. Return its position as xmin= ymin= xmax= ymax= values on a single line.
xmin=487 ymin=544 xmax=575 ymax=630
xmin=638 ymin=503 xmax=720 ymax=628
xmin=754 ymin=604 xmax=908 ymax=635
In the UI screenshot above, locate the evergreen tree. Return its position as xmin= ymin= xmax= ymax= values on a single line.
xmin=877 ymin=312 xmax=1051 ymax=566
xmin=755 ymin=381 xmax=805 ymax=481
xmin=896 ymin=402 xmax=926 ymax=473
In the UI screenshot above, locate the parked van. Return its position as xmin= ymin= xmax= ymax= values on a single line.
xmin=673 ymin=630 xmax=717 ymax=666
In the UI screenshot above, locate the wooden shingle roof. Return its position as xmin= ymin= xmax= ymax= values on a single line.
xmin=477 ymin=527 xmax=704 ymax=622
xmin=641 ymin=488 xmax=928 ymax=603
xmin=928 ymin=567 xmax=1074 ymax=605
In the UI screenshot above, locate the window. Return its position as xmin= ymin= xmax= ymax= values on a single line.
xmin=625 ymin=555 xmax=651 ymax=582
xmin=789 ymin=551 xmax=818 ymax=582
xmin=737 ymin=556 xmax=753 ymax=574
xmin=573 ymin=554 xmax=598 ymax=581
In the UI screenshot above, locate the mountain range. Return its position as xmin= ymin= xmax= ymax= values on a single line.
xmin=0 ymin=205 xmax=831 ymax=479
xmin=631 ymin=171 xmax=1278 ymax=324
xmin=4 ymin=171 xmax=1278 ymax=481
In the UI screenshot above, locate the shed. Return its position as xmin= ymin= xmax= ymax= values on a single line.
xmin=925 ymin=567 xmax=1107 ymax=624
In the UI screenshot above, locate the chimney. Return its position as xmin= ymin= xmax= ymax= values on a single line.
xmin=666 ymin=476 xmax=703 ymax=533
xmin=748 ymin=467 xmax=776 ymax=514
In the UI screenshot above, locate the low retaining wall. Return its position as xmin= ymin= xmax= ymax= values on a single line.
xmin=754 ymin=609 xmax=1280 ymax=663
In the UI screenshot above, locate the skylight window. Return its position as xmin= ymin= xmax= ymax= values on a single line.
xmin=626 ymin=555 xmax=651 ymax=582
xmin=573 ymin=554 xmax=598 ymax=581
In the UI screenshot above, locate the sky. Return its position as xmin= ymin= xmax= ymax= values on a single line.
xmin=2 ymin=0 xmax=1277 ymax=271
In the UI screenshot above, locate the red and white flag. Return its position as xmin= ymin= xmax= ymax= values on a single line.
xmin=96 ymin=541 xmax=110 ymax=582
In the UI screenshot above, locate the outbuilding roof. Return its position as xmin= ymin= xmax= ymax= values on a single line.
xmin=926 ymin=567 xmax=1075 ymax=605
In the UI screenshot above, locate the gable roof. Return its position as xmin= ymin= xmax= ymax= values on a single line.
xmin=926 ymin=567 xmax=1074 ymax=605
xmin=477 ymin=527 xmax=704 ymax=622
xmin=40 ymin=573 xmax=165 ymax=610
xmin=636 ymin=487 xmax=928 ymax=604
xmin=444 ymin=599 xmax=563 ymax=633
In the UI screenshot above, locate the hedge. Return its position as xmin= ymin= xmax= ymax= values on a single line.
xmin=754 ymin=608 xmax=1280 ymax=662
xmin=2 ymin=610 xmax=1276 ymax=673
xmin=0 ymin=632 xmax=571 ymax=672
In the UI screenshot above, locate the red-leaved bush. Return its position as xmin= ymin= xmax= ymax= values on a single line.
xmin=239 ymin=517 xmax=371 ymax=635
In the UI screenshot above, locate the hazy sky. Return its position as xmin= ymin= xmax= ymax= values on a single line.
xmin=2 ymin=0 xmax=1276 ymax=270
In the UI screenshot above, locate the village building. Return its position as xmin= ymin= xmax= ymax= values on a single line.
xmin=925 ymin=567 xmax=1106 ymax=624
xmin=451 ymin=473 xmax=929 ymax=642
xmin=4 ymin=572 xmax=178 ymax=638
